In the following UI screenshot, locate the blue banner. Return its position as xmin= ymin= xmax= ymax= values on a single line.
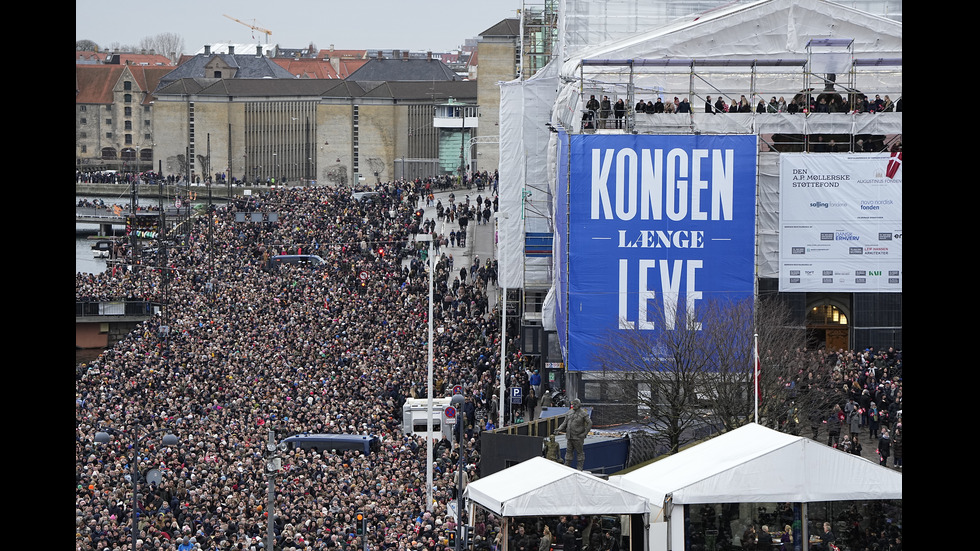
xmin=562 ymin=134 xmax=757 ymax=371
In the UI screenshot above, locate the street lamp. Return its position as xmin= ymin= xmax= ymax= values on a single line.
xmin=450 ymin=391 xmax=465 ymax=551
xmin=94 ymin=427 xmax=180 ymax=550
xmin=417 ymin=232 xmax=435 ymax=511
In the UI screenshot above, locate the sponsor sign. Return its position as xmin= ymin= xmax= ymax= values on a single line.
xmin=779 ymin=153 xmax=902 ymax=292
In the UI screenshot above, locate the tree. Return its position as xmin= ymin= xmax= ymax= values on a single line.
xmin=594 ymin=295 xmax=835 ymax=454
xmin=139 ymin=33 xmax=185 ymax=62
xmin=701 ymin=295 xmax=833 ymax=436
xmin=76 ymin=39 xmax=100 ymax=52
xmin=594 ymin=298 xmax=728 ymax=455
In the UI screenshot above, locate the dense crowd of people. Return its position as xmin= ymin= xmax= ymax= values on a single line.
xmin=76 ymin=173 xmax=902 ymax=551
xmin=76 ymin=179 xmax=531 ymax=551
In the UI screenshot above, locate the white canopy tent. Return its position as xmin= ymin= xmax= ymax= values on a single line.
xmin=612 ymin=423 xmax=903 ymax=550
xmin=465 ymin=456 xmax=650 ymax=517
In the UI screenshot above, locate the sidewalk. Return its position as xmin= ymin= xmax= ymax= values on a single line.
xmin=410 ymin=188 xmax=500 ymax=310
xmin=808 ymin=423 xmax=902 ymax=470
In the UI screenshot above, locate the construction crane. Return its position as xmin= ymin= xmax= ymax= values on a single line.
xmin=223 ymin=14 xmax=272 ymax=44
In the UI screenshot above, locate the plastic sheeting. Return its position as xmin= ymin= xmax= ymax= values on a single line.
xmin=498 ymin=63 xmax=560 ymax=289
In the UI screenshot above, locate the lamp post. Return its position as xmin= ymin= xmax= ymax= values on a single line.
xmin=417 ymin=232 xmax=435 ymax=511
xmin=94 ymin=426 xmax=180 ymax=550
xmin=450 ymin=391 xmax=465 ymax=551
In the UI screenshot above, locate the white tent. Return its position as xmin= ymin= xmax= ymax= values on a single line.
xmin=465 ymin=456 xmax=650 ymax=517
xmin=612 ymin=423 xmax=902 ymax=550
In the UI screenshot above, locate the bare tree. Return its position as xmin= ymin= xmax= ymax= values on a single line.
xmin=594 ymin=295 xmax=835 ymax=453
xmin=752 ymin=296 xmax=838 ymax=435
xmin=134 ymin=33 xmax=185 ymax=61
xmin=153 ymin=32 xmax=185 ymax=62
xmin=594 ymin=300 xmax=722 ymax=455
xmin=76 ymin=39 xmax=100 ymax=52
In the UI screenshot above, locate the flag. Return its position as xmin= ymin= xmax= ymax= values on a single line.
xmin=886 ymin=151 xmax=902 ymax=179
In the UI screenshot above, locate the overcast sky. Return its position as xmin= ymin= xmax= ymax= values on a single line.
xmin=76 ymin=0 xmax=521 ymax=54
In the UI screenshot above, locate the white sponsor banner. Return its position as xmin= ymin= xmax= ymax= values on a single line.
xmin=779 ymin=153 xmax=902 ymax=292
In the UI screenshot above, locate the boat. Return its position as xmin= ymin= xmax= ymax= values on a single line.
xmin=91 ymin=239 xmax=116 ymax=258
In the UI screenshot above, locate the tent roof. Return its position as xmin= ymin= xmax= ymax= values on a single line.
xmin=465 ymin=457 xmax=650 ymax=517
xmin=614 ymin=423 xmax=902 ymax=507
xmin=560 ymin=0 xmax=902 ymax=78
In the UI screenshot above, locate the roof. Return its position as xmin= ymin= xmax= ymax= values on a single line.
xmin=359 ymin=80 xmax=477 ymax=101
xmin=613 ymin=423 xmax=902 ymax=508
xmin=76 ymin=50 xmax=175 ymax=66
xmin=158 ymin=52 xmax=296 ymax=90
xmin=76 ymin=51 xmax=106 ymax=65
xmin=75 ymin=65 xmax=172 ymax=106
xmin=346 ymin=58 xmax=460 ymax=82
xmin=153 ymin=77 xmax=353 ymax=99
xmin=480 ymin=18 xmax=521 ymax=38
xmin=76 ymin=66 xmax=123 ymax=104
xmin=191 ymin=44 xmax=275 ymax=56
xmin=464 ymin=457 xmax=650 ymax=516
xmin=273 ymin=58 xmax=342 ymax=79
xmin=318 ymin=48 xmax=368 ymax=60
xmin=561 ymin=0 xmax=902 ymax=76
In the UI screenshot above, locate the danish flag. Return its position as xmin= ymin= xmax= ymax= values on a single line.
xmin=886 ymin=151 xmax=902 ymax=179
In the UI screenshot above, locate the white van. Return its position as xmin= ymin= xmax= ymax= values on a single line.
xmin=402 ymin=397 xmax=454 ymax=440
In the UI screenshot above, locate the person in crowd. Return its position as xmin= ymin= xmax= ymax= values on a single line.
xmin=614 ymin=99 xmax=626 ymax=128
xmin=599 ymin=96 xmax=612 ymax=128
xmin=877 ymin=427 xmax=891 ymax=466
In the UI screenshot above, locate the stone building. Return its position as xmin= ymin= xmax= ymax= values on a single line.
xmin=75 ymin=64 xmax=171 ymax=173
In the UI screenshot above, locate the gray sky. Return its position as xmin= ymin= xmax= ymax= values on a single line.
xmin=76 ymin=0 xmax=521 ymax=54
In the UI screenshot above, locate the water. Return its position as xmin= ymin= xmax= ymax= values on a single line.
xmin=76 ymin=193 xmax=185 ymax=363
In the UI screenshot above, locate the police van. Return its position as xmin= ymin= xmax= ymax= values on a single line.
xmin=264 ymin=254 xmax=325 ymax=272
xmin=280 ymin=433 xmax=380 ymax=455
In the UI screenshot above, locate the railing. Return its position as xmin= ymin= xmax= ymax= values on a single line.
xmin=76 ymin=300 xmax=158 ymax=318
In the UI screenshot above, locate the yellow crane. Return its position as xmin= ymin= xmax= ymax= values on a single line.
xmin=223 ymin=14 xmax=272 ymax=43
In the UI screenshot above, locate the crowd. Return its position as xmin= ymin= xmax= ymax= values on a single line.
xmin=582 ymin=92 xmax=901 ymax=127
xmin=76 ymin=179 xmax=532 ymax=551
xmin=76 ymin=174 xmax=902 ymax=551
xmin=701 ymin=93 xmax=901 ymax=114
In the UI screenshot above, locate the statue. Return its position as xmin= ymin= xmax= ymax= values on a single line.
xmin=556 ymin=399 xmax=592 ymax=469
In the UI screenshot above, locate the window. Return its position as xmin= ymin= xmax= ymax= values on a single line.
xmin=105 ymin=118 xmax=112 ymax=124
xmin=125 ymin=107 xmax=132 ymax=117
xmin=124 ymin=94 xmax=132 ymax=103
xmin=124 ymin=81 xmax=132 ymax=90
xmin=80 ymin=105 xmax=87 ymax=112
xmin=124 ymin=121 xmax=132 ymax=131
xmin=81 ymin=145 xmax=87 ymax=153
xmin=80 ymin=132 xmax=87 ymax=138
xmin=80 ymin=118 xmax=87 ymax=125
xmin=214 ymin=70 xmax=222 ymax=78
xmin=106 ymin=132 xmax=112 ymax=138
xmin=125 ymin=134 xmax=132 ymax=144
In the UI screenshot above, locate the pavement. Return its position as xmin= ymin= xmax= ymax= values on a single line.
xmin=806 ymin=422 xmax=902 ymax=470
xmin=410 ymin=186 xmax=500 ymax=312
